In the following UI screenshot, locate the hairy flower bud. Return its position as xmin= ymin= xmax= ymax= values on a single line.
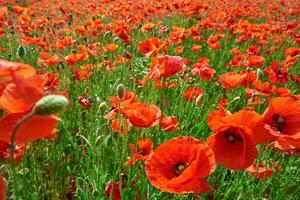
xmin=256 ymin=68 xmax=264 ymax=80
xmin=34 ymin=95 xmax=68 ymax=116
xmin=117 ymin=84 xmax=125 ymax=98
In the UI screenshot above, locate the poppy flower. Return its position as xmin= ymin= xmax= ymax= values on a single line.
xmin=183 ymin=87 xmax=203 ymax=102
xmin=13 ymin=6 xmax=25 ymax=14
xmin=148 ymin=55 xmax=186 ymax=79
xmin=105 ymin=181 xmax=121 ymax=200
xmin=0 ymin=59 xmax=36 ymax=79
xmin=145 ymin=136 xmax=215 ymax=194
xmin=44 ymin=72 xmax=60 ymax=91
xmin=124 ymin=138 xmax=153 ymax=166
xmin=109 ymin=90 xmax=138 ymax=109
xmin=56 ymin=37 xmax=76 ymax=50
xmin=264 ymin=62 xmax=288 ymax=84
xmin=103 ymin=43 xmax=119 ymax=53
xmin=78 ymin=96 xmax=91 ymax=110
xmin=137 ymin=38 xmax=166 ymax=58
xmin=0 ymin=73 xmax=59 ymax=144
xmin=64 ymin=46 xmax=89 ymax=66
xmin=192 ymin=45 xmax=202 ymax=52
xmin=247 ymin=55 xmax=265 ymax=68
xmin=112 ymin=118 xmax=132 ymax=136
xmin=160 ymin=114 xmax=179 ymax=132
xmin=269 ymin=137 xmax=299 ymax=154
xmin=114 ymin=26 xmax=131 ymax=45
xmin=0 ymin=140 xmax=28 ymax=163
xmin=219 ymin=71 xmax=256 ymax=89
xmin=192 ymin=58 xmax=215 ymax=81
xmin=141 ymin=23 xmax=155 ymax=32
xmin=120 ymin=102 xmax=161 ymax=127
xmin=207 ymin=110 xmax=262 ymax=170
xmin=245 ymin=80 xmax=277 ymax=98
xmin=219 ymin=72 xmax=243 ymax=89
xmin=104 ymin=90 xmax=139 ymax=120
xmin=169 ymin=26 xmax=186 ymax=44
xmin=262 ymin=97 xmax=300 ymax=147
xmin=37 ymin=52 xmax=60 ymax=67
xmin=0 ymin=73 xmax=46 ymax=113
xmin=245 ymin=162 xmax=274 ymax=179
xmin=0 ymin=112 xmax=59 ymax=145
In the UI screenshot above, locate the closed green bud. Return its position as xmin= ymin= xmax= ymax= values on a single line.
xmin=257 ymin=68 xmax=264 ymax=80
xmin=196 ymin=94 xmax=204 ymax=106
xmin=113 ymin=37 xmax=120 ymax=43
xmin=117 ymin=84 xmax=125 ymax=99
xmin=34 ymin=95 xmax=68 ymax=116
xmin=103 ymin=31 xmax=112 ymax=38
xmin=232 ymin=96 xmax=241 ymax=102
xmin=18 ymin=46 xmax=26 ymax=58
xmin=104 ymin=134 xmax=113 ymax=148
xmin=98 ymin=101 xmax=107 ymax=111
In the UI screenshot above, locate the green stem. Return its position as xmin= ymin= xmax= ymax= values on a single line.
xmin=10 ymin=111 xmax=35 ymax=199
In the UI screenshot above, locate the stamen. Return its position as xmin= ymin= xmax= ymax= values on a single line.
xmin=173 ymin=162 xmax=189 ymax=176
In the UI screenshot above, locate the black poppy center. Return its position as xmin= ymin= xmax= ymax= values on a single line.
xmin=138 ymin=149 xmax=147 ymax=156
xmin=272 ymin=114 xmax=284 ymax=132
xmin=224 ymin=132 xmax=243 ymax=144
xmin=173 ymin=162 xmax=189 ymax=176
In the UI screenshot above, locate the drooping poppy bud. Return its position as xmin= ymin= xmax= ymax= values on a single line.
xmin=34 ymin=95 xmax=68 ymax=116
xmin=196 ymin=94 xmax=204 ymax=106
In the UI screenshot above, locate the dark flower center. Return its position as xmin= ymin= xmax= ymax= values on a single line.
xmin=224 ymin=132 xmax=243 ymax=144
xmin=138 ymin=150 xmax=147 ymax=156
xmin=173 ymin=162 xmax=189 ymax=176
xmin=272 ymin=115 xmax=284 ymax=132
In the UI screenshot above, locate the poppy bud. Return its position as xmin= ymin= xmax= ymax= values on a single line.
xmin=103 ymin=31 xmax=112 ymax=38
xmin=98 ymin=101 xmax=107 ymax=111
xmin=117 ymin=84 xmax=125 ymax=98
xmin=232 ymin=96 xmax=241 ymax=102
xmin=195 ymin=94 xmax=204 ymax=106
xmin=256 ymin=68 xmax=264 ymax=80
xmin=18 ymin=46 xmax=26 ymax=58
xmin=113 ymin=37 xmax=120 ymax=43
xmin=104 ymin=134 xmax=113 ymax=148
xmin=34 ymin=95 xmax=68 ymax=116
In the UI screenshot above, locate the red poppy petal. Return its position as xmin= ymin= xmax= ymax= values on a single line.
xmin=0 ymin=113 xmax=59 ymax=144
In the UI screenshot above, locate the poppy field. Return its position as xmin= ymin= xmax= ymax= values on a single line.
xmin=0 ymin=0 xmax=300 ymax=199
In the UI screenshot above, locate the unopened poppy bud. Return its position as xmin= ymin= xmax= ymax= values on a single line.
xmin=256 ymin=68 xmax=264 ymax=80
xmin=34 ymin=95 xmax=68 ymax=116
xmin=104 ymin=31 xmax=112 ymax=38
xmin=104 ymin=134 xmax=113 ymax=148
xmin=195 ymin=94 xmax=204 ymax=106
xmin=117 ymin=84 xmax=125 ymax=98
xmin=232 ymin=96 xmax=241 ymax=102
xmin=113 ymin=37 xmax=120 ymax=43
xmin=18 ymin=46 xmax=26 ymax=58
xmin=98 ymin=101 xmax=107 ymax=112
